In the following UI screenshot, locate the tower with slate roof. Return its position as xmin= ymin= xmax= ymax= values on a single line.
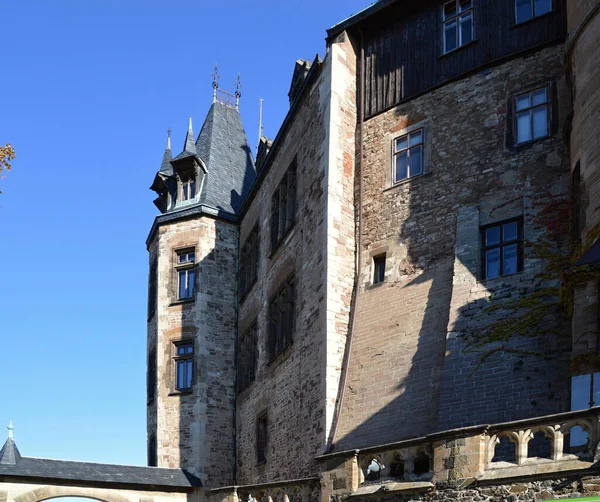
xmin=147 ymin=87 xmax=256 ymax=487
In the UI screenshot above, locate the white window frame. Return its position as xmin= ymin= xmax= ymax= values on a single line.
xmin=392 ymin=128 xmax=425 ymax=183
xmin=442 ymin=0 xmax=474 ymax=54
xmin=175 ymin=248 xmax=196 ymax=301
xmin=514 ymin=87 xmax=550 ymax=145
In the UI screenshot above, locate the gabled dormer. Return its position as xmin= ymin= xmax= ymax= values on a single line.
xmin=170 ymin=118 xmax=207 ymax=210
xmin=150 ymin=131 xmax=176 ymax=213
xmin=150 ymin=119 xmax=207 ymax=214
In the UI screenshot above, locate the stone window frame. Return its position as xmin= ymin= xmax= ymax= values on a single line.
xmin=170 ymin=338 xmax=195 ymax=394
xmin=480 ymin=217 xmax=524 ymax=281
xmin=267 ymin=275 xmax=296 ymax=363
xmin=441 ymin=0 xmax=475 ymax=55
xmin=506 ymin=81 xmax=558 ymax=150
xmin=372 ymin=253 xmax=387 ymax=286
xmin=239 ymin=224 xmax=260 ymax=302
xmin=270 ymin=160 xmax=298 ymax=254
xmin=171 ymin=246 xmax=197 ymax=304
xmin=385 ymin=119 xmax=432 ymax=190
xmin=256 ymin=411 xmax=268 ymax=464
xmin=237 ymin=321 xmax=257 ymax=393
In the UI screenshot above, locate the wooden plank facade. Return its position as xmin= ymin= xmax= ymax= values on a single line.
xmin=356 ymin=0 xmax=566 ymax=117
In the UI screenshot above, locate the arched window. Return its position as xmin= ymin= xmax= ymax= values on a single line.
xmin=492 ymin=436 xmax=517 ymax=463
xmin=527 ymin=431 xmax=552 ymax=459
xmin=365 ymin=458 xmax=382 ymax=482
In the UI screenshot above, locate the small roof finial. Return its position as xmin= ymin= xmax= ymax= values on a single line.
xmin=7 ymin=421 xmax=14 ymax=439
xmin=212 ymin=64 xmax=219 ymax=103
xmin=235 ymin=74 xmax=242 ymax=110
xmin=167 ymin=128 xmax=172 ymax=150
xmin=188 ymin=117 xmax=193 ymax=130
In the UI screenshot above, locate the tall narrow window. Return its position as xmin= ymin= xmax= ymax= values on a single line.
xmin=268 ymin=277 xmax=295 ymax=361
xmin=515 ymin=0 xmax=552 ymax=24
xmin=373 ymin=254 xmax=386 ymax=285
xmin=239 ymin=225 xmax=260 ymax=300
xmin=238 ymin=323 xmax=257 ymax=392
xmin=481 ymin=219 xmax=523 ymax=280
xmin=443 ymin=0 xmax=473 ymax=54
xmin=174 ymin=341 xmax=194 ymax=391
xmin=148 ymin=258 xmax=157 ymax=318
xmin=175 ymin=249 xmax=196 ymax=300
xmin=257 ymin=413 xmax=268 ymax=463
xmin=515 ymin=88 xmax=550 ymax=144
xmin=393 ymin=129 xmax=424 ymax=182
xmin=271 ymin=162 xmax=297 ymax=251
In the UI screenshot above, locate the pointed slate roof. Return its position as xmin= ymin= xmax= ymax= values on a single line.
xmin=159 ymin=133 xmax=173 ymax=175
xmin=0 ymin=437 xmax=21 ymax=465
xmin=172 ymin=118 xmax=199 ymax=162
xmin=195 ymin=101 xmax=256 ymax=215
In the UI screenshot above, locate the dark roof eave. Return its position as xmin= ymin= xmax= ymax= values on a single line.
xmin=0 ymin=473 xmax=200 ymax=491
xmin=326 ymin=0 xmax=400 ymax=41
xmin=146 ymin=204 xmax=237 ymax=247
xmin=238 ymin=55 xmax=323 ymax=218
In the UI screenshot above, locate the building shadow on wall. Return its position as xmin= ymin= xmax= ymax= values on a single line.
xmin=229 ymin=143 xmax=257 ymax=215
xmin=332 ymin=101 xmax=571 ymax=452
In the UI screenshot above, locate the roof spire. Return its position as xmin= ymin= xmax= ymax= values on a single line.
xmin=7 ymin=421 xmax=13 ymax=439
xmin=183 ymin=117 xmax=196 ymax=153
xmin=166 ymin=128 xmax=172 ymax=151
xmin=212 ymin=64 xmax=219 ymax=103
xmin=235 ymin=74 xmax=242 ymax=110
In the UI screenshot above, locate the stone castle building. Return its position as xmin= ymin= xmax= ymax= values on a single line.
xmin=145 ymin=0 xmax=600 ymax=500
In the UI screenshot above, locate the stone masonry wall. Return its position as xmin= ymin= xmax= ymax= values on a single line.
xmin=568 ymin=0 xmax=600 ymax=240
xmin=331 ymin=477 xmax=600 ymax=502
xmin=235 ymin=33 xmax=357 ymax=484
xmin=148 ymin=215 xmax=238 ymax=488
xmin=333 ymin=43 xmax=571 ymax=450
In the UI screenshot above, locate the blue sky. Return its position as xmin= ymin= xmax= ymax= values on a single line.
xmin=0 ymin=0 xmax=369 ymax=466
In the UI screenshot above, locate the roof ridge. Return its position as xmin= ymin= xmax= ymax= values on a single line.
xmin=21 ymin=455 xmax=184 ymax=469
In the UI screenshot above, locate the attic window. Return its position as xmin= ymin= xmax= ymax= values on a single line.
xmin=181 ymin=179 xmax=196 ymax=201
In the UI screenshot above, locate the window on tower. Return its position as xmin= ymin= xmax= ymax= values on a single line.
xmin=174 ymin=341 xmax=194 ymax=391
xmin=174 ymin=248 xmax=196 ymax=301
xmin=180 ymin=177 xmax=197 ymax=201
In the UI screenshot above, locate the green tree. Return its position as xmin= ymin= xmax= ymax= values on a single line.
xmin=0 ymin=143 xmax=15 ymax=193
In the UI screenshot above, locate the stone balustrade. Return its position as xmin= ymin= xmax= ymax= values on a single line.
xmin=317 ymin=407 xmax=600 ymax=498
xmin=207 ymin=477 xmax=320 ymax=502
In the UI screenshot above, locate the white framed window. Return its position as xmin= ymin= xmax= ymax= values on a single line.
xmin=442 ymin=0 xmax=473 ymax=54
xmin=393 ymin=129 xmax=424 ymax=183
xmin=175 ymin=249 xmax=196 ymax=300
xmin=515 ymin=0 xmax=552 ymax=24
xmin=515 ymin=87 xmax=550 ymax=144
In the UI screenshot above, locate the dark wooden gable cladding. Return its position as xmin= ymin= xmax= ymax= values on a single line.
xmin=360 ymin=0 xmax=566 ymax=118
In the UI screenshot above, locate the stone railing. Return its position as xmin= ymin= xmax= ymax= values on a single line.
xmin=207 ymin=477 xmax=320 ymax=502
xmin=317 ymin=408 xmax=600 ymax=497
xmin=480 ymin=408 xmax=600 ymax=479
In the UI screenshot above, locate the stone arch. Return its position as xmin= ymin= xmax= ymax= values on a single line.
xmin=13 ymin=485 xmax=132 ymax=502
